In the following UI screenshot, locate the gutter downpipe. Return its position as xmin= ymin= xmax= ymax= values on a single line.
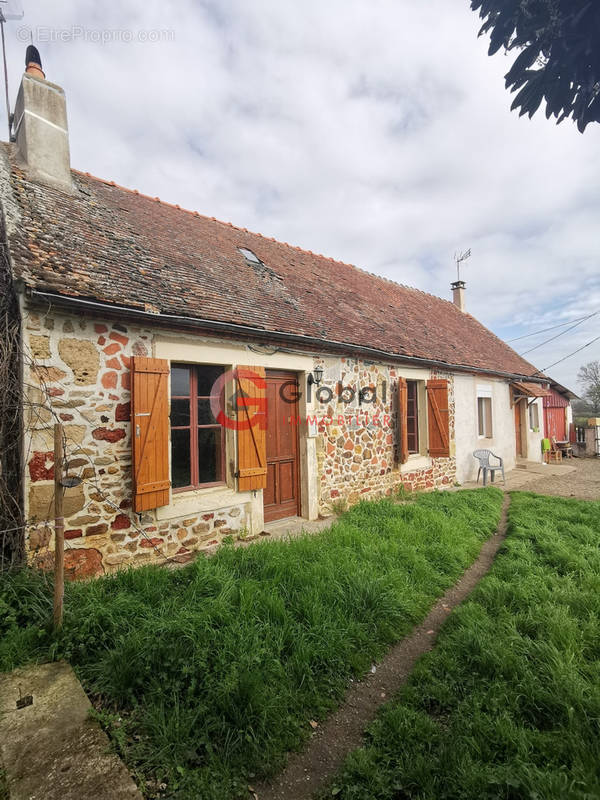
xmin=25 ymin=287 xmax=549 ymax=385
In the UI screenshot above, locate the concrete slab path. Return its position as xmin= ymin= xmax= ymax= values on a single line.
xmin=261 ymin=514 xmax=336 ymax=540
xmin=462 ymin=457 xmax=599 ymax=501
xmin=0 ymin=661 xmax=141 ymax=800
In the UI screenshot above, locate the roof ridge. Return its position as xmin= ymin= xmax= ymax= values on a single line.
xmin=72 ymin=168 xmax=364 ymax=268
xmin=5 ymin=157 xmax=542 ymax=382
xmin=71 ymin=168 xmax=458 ymax=307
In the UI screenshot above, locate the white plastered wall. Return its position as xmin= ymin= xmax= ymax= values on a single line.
xmin=454 ymin=375 xmax=518 ymax=483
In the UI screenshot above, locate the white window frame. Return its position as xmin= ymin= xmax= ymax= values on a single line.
xmin=477 ymin=385 xmax=493 ymax=439
xmin=528 ymin=402 xmax=540 ymax=431
xmin=406 ymin=379 xmax=427 ymax=457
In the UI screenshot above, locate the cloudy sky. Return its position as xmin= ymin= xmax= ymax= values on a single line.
xmin=3 ymin=0 xmax=599 ymax=390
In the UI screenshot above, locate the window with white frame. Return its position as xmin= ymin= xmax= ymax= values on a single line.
xmin=528 ymin=402 xmax=540 ymax=431
xmin=406 ymin=380 xmax=420 ymax=454
xmin=477 ymin=386 xmax=493 ymax=438
xmin=403 ymin=379 xmax=427 ymax=456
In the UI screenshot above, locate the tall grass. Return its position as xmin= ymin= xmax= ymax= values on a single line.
xmin=0 ymin=489 xmax=503 ymax=799
xmin=326 ymin=492 xmax=600 ymax=800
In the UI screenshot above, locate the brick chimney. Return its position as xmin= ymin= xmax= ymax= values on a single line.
xmin=13 ymin=46 xmax=72 ymax=191
xmin=451 ymin=280 xmax=466 ymax=312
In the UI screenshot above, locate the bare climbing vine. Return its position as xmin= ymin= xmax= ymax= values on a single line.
xmin=0 ymin=235 xmax=24 ymax=569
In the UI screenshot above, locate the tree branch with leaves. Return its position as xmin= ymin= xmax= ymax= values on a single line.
xmin=472 ymin=0 xmax=600 ymax=132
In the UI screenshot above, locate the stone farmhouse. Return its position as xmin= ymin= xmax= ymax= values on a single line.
xmin=0 ymin=52 xmax=566 ymax=577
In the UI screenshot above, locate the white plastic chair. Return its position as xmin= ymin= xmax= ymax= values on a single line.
xmin=473 ymin=449 xmax=505 ymax=486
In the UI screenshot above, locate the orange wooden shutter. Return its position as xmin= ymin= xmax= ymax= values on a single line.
xmin=131 ymin=357 xmax=171 ymax=512
xmin=397 ymin=377 xmax=409 ymax=464
xmin=427 ymin=379 xmax=450 ymax=458
xmin=236 ymin=366 xmax=268 ymax=491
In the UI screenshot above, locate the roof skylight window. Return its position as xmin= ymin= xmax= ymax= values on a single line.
xmin=238 ymin=247 xmax=261 ymax=264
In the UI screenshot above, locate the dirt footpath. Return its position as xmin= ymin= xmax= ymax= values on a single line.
xmin=254 ymin=496 xmax=512 ymax=800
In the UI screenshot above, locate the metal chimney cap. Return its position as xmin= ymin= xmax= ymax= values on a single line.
xmin=25 ymin=44 xmax=42 ymax=69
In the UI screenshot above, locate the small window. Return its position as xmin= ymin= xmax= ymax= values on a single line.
xmin=477 ymin=397 xmax=493 ymax=438
xmin=170 ymin=364 xmax=225 ymax=490
xmin=406 ymin=380 xmax=419 ymax=454
xmin=238 ymin=247 xmax=261 ymax=264
xmin=529 ymin=403 xmax=540 ymax=430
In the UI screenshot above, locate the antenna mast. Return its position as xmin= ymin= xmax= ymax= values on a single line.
xmin=0 ymin=1 xmax=25 ymax=140
xmin=0 ymin=9 xmax=11 ymax=140
xmin=454 ymin=248 xmax=471 ymax=282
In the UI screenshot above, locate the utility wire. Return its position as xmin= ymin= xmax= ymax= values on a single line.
xmin=531 ymin=334 xmax=600 ymax=376
xmin=0 ymin=518 xmax=55 ymax=536
xmin=508 ymin=310 xmax=598 ymax=342
xmin=519 ymin=313 xmax=597 ymax=356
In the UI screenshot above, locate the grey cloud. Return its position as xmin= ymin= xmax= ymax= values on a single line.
xmin=2 ymin=0 xmax=598 ymax=389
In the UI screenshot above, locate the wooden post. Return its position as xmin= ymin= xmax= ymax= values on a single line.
xmin=53 ymin=423 xmax=64 ymax=630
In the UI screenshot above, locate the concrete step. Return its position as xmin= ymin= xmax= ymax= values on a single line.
xmin=0 ymin=661 xmax=141 ymax=800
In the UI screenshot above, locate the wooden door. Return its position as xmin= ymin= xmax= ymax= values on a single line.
xmin=515 ymin=401 xmax=523 ymax=457
xmin=264 ymin=371 xmax=300 ymax=522
xmin=544 ymin=406 xmax=566 ymax=441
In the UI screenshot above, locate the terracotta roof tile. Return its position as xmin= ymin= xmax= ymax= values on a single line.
xmin=2 ymin=144 xmax=541 ymax=378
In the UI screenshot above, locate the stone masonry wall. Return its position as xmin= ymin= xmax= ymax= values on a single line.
xmin=23 ymin=308 xmax=249 ymax=579
xmin=313 ymin=357 xmax=456 ymax=511
xmin=22 ymin=307 xmax=457 ymax=579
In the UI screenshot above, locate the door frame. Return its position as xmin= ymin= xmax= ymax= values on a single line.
xmin=514 ymin=398 xmax=526 ymax=458
xmin=264 ymin=369 xmax=301 ymax=522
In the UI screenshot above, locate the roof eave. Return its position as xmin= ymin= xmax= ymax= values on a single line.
xmin=25 ymin=287 xmax=549 ymax=385
xmin=549 ymin=380 xmax=579 ymax=400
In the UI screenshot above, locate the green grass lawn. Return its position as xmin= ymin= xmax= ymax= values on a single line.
xmin=0 ymin=489 xmax=502 ymax=799
xmin=326 ymin=492 xmax=600 ymax=800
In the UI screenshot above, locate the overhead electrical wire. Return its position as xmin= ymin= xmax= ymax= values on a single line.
xmin=508 ymin=310 xmax=599 ymax=343
xmin=519 ymin=312 xmax=599 ymax=356
xmin=531 ymin=334 xmax=600 ymax=375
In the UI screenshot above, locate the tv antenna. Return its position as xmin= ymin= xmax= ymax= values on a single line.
xmin=454 ymin=248 xmax=471 ymax=282
xmin=0 ymin=0 xmax=24 ymax=140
